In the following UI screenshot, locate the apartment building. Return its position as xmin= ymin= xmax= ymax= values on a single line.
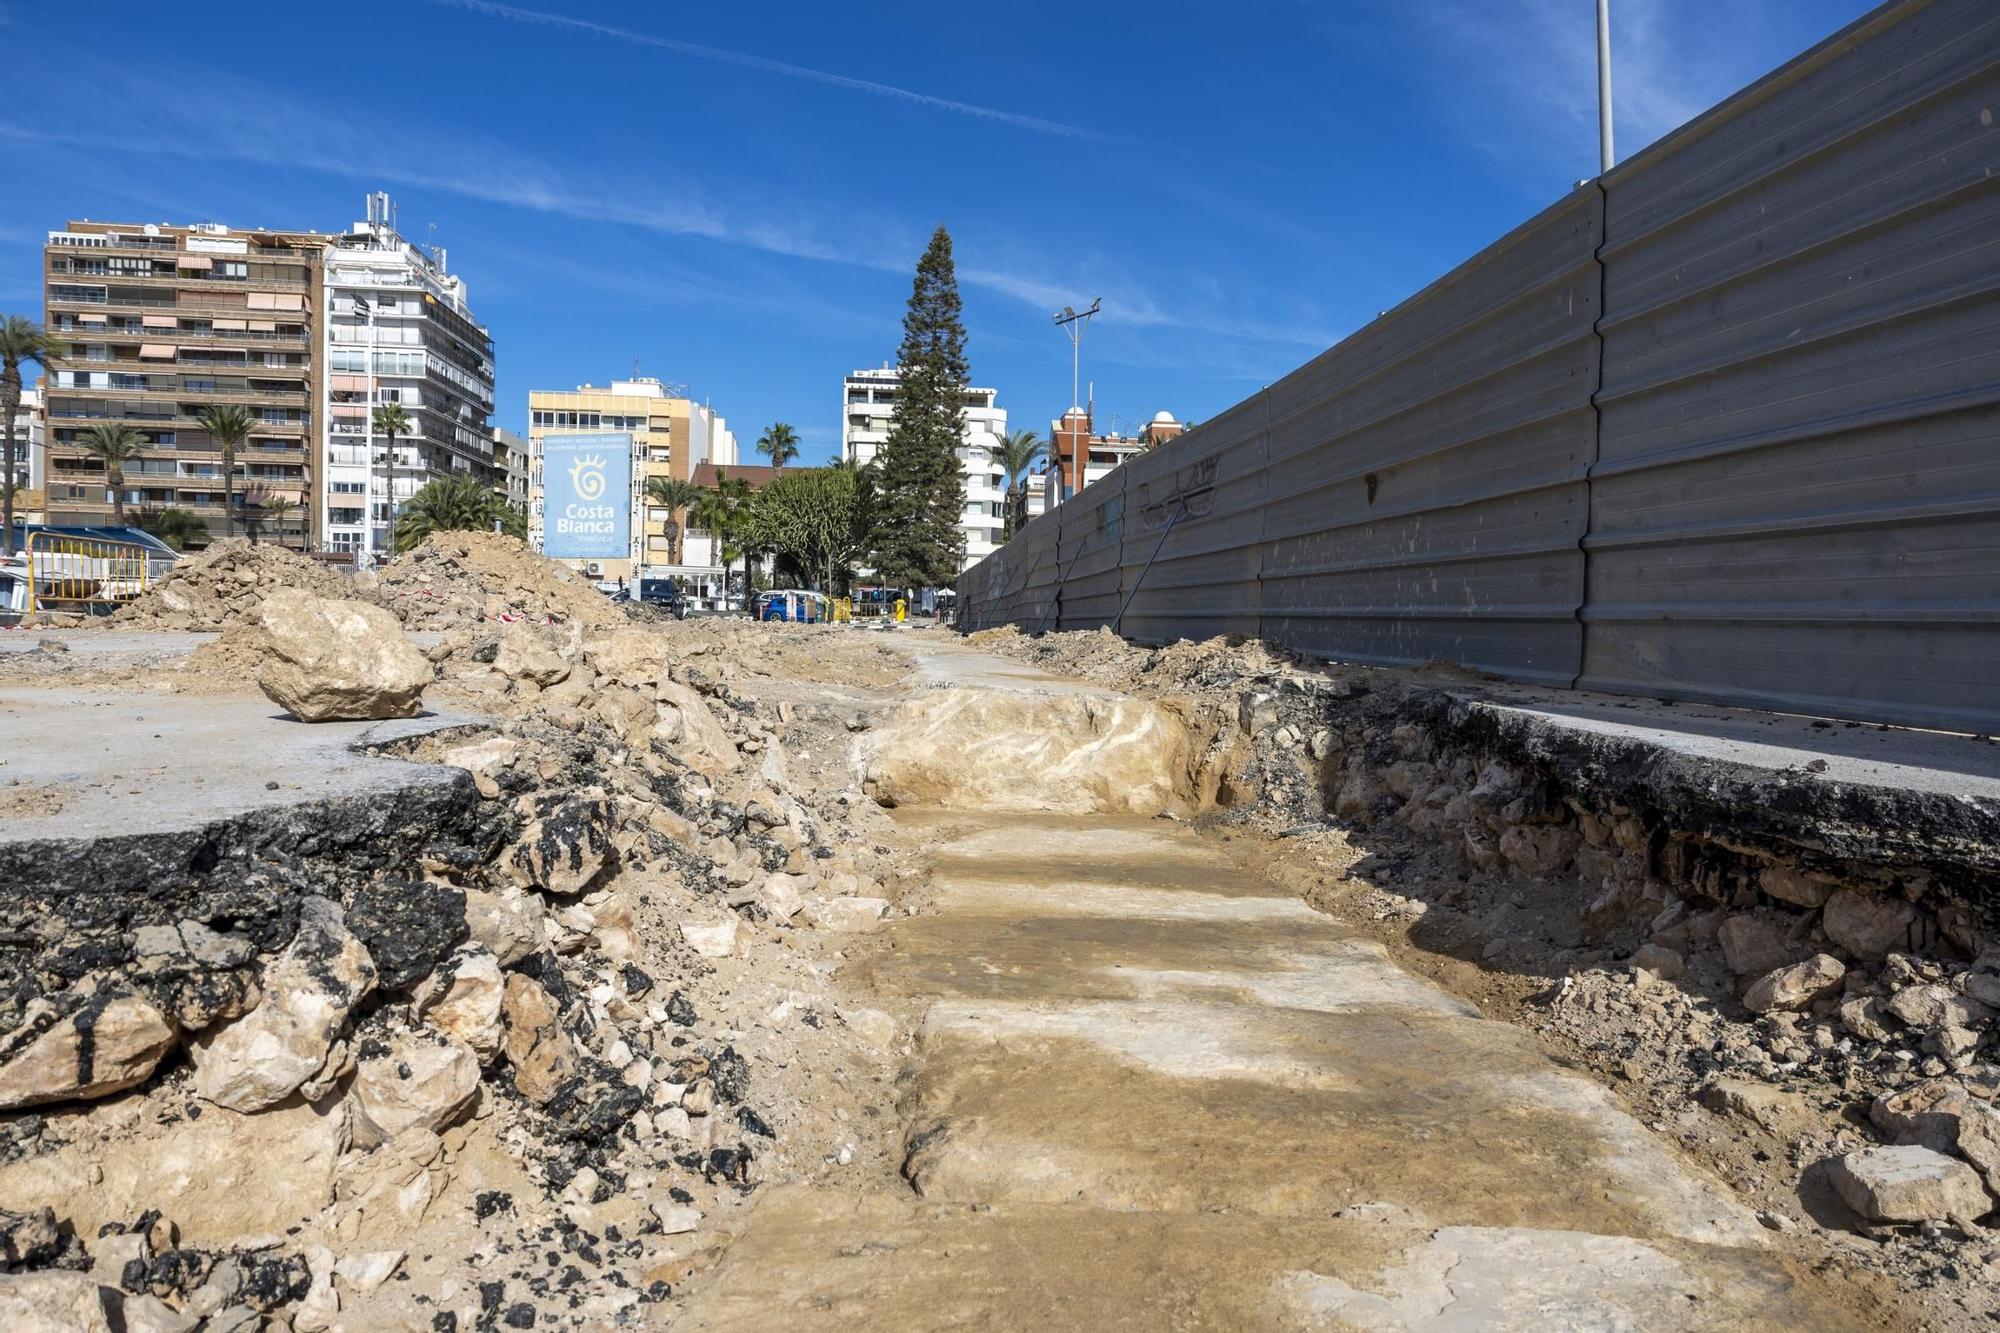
xmin=4 ymin=387 xmax=47 ymax=526
xmin=323 ymin=194 xmax=496 ymax=557
xmin=1048 ymin=407 xmax=1184 ymax=502
xmin=491 ymin=427 xmax=531 ymax=512
xmin=527 ymin=377 xmax=733 ymax=582
xmin=839 ymin=365 xmax=1009 ymax=572
xmin=42 ymin=220 xmax=321 ymax=545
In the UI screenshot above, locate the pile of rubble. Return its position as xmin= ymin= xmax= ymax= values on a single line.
xmin=367 ymin=532 xmax=627 ymax=632
xmin=976 ymin=625 xmax=2000 ymax=1315
xmin=109 ymin=540 xmax=355 ymax=631
xmin=0 ymin=615 xmax=916 ymax=1328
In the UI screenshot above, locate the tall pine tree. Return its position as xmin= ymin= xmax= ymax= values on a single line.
xmin=871 ymin=227 xmax=969 ymax=587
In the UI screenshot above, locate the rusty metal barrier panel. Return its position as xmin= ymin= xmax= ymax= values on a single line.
xmin=1255 ymin=187 xmax=1602 ymax=686
xmin=1585 ymin=0 xmax=2000 ymax=732
xmin=1115 ymin=392 xmax=1270 ymax=643
xmin=25 ymin=531 xmax=154 ymax=616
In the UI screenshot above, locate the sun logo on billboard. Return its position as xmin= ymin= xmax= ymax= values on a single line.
xmin=569 ymin=452 xmax=608 ymax=501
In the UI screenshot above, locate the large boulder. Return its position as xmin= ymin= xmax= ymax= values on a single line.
xmin=1742 ymin=954 xmax=1845 ymax=1014
xmin=1827 ymin=1144 xmax=1992 ymax=1223
xmin=655 ymin=680 xmax=741 ymax=777
xmin=0 ymin=990 xmax=178 ymax=1110
xmin=256 ymin=590 xmax=431 ymax=721
xmin=189 ymin=899 xmax=377 ymax=1112
xmin=507 ymin=793 xmax=614 ymax=897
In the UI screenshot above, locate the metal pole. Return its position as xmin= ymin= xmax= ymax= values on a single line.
xmin=364 ymin=301 xmax=379 ymax=562
xmin=1596 ymin=0 xmax=1615 ymax=174
xmin=1111 ymin=501 xmax=1185 ymax=636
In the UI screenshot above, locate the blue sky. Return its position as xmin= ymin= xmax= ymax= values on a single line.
xmin=0 ymin=0 xmax=1876 ymax=462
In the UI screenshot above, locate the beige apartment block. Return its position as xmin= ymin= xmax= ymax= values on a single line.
xmin=528 ymin=377 xmax=735 ymax=582
xmin=42 ymin=220 xmax=323 ymax=547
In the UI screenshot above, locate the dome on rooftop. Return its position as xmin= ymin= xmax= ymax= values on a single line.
xmin=1152 ymin=410 xmax=1177 ymax=424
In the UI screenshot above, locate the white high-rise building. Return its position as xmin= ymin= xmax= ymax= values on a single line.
xmin=322 ymin=193 xmax=496 ymax=558
xmin=840 ymin=365 xmax=1009 ymax=573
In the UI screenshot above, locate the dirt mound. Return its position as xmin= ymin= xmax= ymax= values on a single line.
xmin=112 ymin=540 xmax=355 ymax=630
xmin=368 ymin=532 xmax=625 ymax=631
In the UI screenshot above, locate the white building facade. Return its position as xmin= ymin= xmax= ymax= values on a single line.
xmin=840 ymin=365 xmax=1008 ymax=572
xmin=321 ymin=193 xmax=496 ymax=558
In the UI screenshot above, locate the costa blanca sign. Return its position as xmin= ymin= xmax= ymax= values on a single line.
xmin=541 ymin=432 xmax=631 ymax=560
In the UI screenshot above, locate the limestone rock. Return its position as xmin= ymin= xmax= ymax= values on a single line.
xmin=1758 ymin=865 xmax=1835 ymax=909
xmin=418 ymin=947 xmax=505 ymax=1057
xmin=0 ymin=1271 xmax=117 ymax=1332
xmin=1629 ymin=944 xmax=1684 ymax=981
xmin=347 ymin=1038 xmax=480 ymax=1149
xmin=462 ymin=887 xmax=545 ymax=967
xmin=255 ymin=590 xmax=431 ymax=722
xmin=502 ymin=974 xmax=577 ymax=1106
xmin=189 ymin=899 xmax=377 ymax=1112
xmin=1822 ymin=888 xmax=1920 ymax=960
xmin=681 ymin=918 xmax=740 ymax=959
xmin=1872 ymin=1080 xmax=2000 ymax=1192
xmin=758 ymin=872 xmax=811 ymax=921
xmin=1717 ymin=913 xmax=1799 ymax=978
xmin=437 ymin=736 xmax=519 ymax=798
xmin=494 ymin=628 xmax=570 ymax=687
xmin=1827 ymin=1144 xmax=1991 ymax=1223
xmin=1699 ymin=1079 xmax=1803 ymax=1134
xmin=0 ymin=990 xmax=177 ymax=1110
xmin=655 ymin=679 xmax=741 ymax=777
xmin=808 ymin=896 xmax=889 ymax=932
xmin=0 ymin=1207 xmax=62 ymax=1266
xmin=1742 ymin=954 xmax=1845 ymax=1014
xmin=0 ymin=1096 xmax=348 ymax=1246
xmin=1497 ymin=824 xmax=1580 ymax=877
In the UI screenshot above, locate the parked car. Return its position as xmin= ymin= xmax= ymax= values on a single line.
xmin=637 ymin=578 xmax=689 ymax=619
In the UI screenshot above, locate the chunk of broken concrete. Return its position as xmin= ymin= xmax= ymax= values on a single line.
xmin=502 ymin=974 xmax=577 ymax=1106
xmin=0 ymin=990 xmax=178 ymax=1110
xmin=1742 ymin=954 xmax=1845 ymax=1014
xmin=347 ymin=1037 xmax=480 ymax=1149
xmin=1826 ymin=1144 xmax=1991 ymax=1224
xmin=189 ymin=898 xmax=377 ymax=1112
xmin=256 ymin=590 xmax=431 ymax=722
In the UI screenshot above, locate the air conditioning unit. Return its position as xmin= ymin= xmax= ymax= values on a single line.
xmin=585 ymin=562 xmax=602 ymax=576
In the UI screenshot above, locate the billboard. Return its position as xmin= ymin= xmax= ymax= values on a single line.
xmin=540 ymin=432 xmax=631 ymax=560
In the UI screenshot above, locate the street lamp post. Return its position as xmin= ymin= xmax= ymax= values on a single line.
xmin=1051 ymin=298 xmax=1101 ymax=505
xmin=1597 ymin=0 xmax=1616 ymax=174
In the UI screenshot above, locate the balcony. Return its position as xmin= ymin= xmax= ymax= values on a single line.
xmin=47 ymin=288 xmax=312 ymax=316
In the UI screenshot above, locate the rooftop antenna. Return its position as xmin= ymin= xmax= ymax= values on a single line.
xmin=1052 ymin=298 xmax=1101 ymax=415
xmin=632 ymin=356 xmax=642 ymax=379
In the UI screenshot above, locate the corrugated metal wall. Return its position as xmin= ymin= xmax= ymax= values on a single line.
xmin=958 ymin=0 xmax=2000 ymax=733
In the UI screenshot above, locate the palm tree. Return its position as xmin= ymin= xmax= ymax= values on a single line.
xmin=693 ymin=469 xmax=753 ymax=608
xmin=261 ymin=496 xmax=297 ymax=547
xmin=756 ymin=422 xmax=801 ymax=467
xmin=994 ymin=428 xmax=1046 ymax=538
xmin=194 ymin=404 xmax=254 ymax=540
xmin=78 ymin=423 xmax=145 ymax=526
xmin=1 ymin=316 xmax=65 ymax=556
xmin=372 ymin=403 xmax=412 ymax=552
xmin=394 ymin=474 xmax=526 ymax=554
xmin=644 ymin=475 xmax=704 ymax=565
xmin=135 ymin=505 xmax=207 ymax=552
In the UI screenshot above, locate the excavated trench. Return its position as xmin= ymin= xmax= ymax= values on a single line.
xmin=673 ymin=646 xmax=1888 ymax=1330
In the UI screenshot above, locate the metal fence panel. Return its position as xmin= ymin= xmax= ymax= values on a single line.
xmin=1585 ymin=0 xmax=2000 ymax=731
xmin=1115 ymin=396 xmax=1269 ymax=643
xmin=955 ymin=0 xmax=2000 ymax=733
xmin=1255 ymin=188 xmax=1601 ymax=685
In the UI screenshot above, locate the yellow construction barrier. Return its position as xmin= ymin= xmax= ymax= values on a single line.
xmin=25 ymin=532 xmax=154 ymax=616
